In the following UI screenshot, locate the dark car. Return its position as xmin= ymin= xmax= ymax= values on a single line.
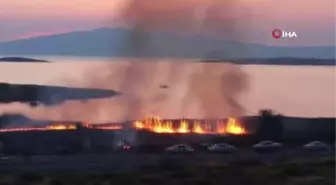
xmin=115 ymin=140 xmax=131 ymax=151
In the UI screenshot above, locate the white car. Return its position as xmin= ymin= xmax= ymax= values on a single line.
xmin=253 ymin=141 xmax=282 ymax=150
xmin=303 ymin=141 xmax=331 ymax=151
xmin=165 ymin=144 xmax=194 ymax=153
xmin=208 ymin=143 xmax=236 ymax=153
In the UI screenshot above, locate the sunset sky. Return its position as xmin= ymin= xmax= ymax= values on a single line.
xmin=0 ymin=0 xmax=335 ymax=46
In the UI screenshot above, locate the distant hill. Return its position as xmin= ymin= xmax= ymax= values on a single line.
xmin=0 ymin=57 xmax=49 ymax=62
xmin=202 ymin=58 xmax=335 ymax=66
xmin=235 ymin=58 xmax=335 ymax=66
xmin=0 ymin=27 xmax=334 ymax=60
xmin=0 ymin=83 xmax=120 ymax=106
xmin=0 ymin=114 xmax=49 ymax=128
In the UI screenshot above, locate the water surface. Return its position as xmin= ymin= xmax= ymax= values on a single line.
xmin=0 ymin=57 xmax=334 ymax=122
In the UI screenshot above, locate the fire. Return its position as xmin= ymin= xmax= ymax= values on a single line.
xmin=134 ymin=116 xmax=175 ymax=133
xmin=178 ymin=120 xmax=189 ymax=133
xmin=0 ymin=117 xmax=246 ymax=135
xmin=0 ymin=123 xmax=122 ymax=133
xmin=47 ymin=124 xmax=76 ymax=130
xmin=0 ymin=127 xmax=48 ymax=133
xmin=226 ymin=117 xmax=246 ymax=135
xmin=133 ymin=116 xmax=247 ymax=135
xmin=192 ymin=121 xmax=204 ymax=134
xmin=93 ymin=125 xmax=122 ymax=130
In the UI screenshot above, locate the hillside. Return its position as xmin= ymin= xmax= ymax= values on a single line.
xmin=0 ymin=28 xmax=334 ymax=60
xmin=234 ymin=58 xmax=335 ymax=65
xmin=0 ymin=83 xmax=120 ymax=106
xmin=0 ymin=57 xmax=49 ymax=62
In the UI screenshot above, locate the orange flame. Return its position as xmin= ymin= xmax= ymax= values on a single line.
xmin=226 ymin=117 xmax=247 ymax=135
xmin=47 ymin=124 xmax=77 ymax=130
xmin=133 ymin=116 xmax=247 ymax=135
xmin=94 ymin=125 xmax=122 ymax=130
xmin=0 ymin=123 xmax=122 ymax=133
xmin=0 ymin=117 xmax=247 ymax=135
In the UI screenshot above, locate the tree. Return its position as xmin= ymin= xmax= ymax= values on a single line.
xmin=256 ymin=109 xmax=284 ymax=142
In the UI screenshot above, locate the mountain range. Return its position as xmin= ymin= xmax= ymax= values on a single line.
xmin=0 ymin=27 xmax=334 ymax=59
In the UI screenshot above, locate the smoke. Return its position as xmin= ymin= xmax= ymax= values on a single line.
xmin=117 ymin=0 xmax=250 ymax=120
xmin=118 ymin=0 xmax=249 ymax=37
xmin=187 ymin=62 xmax=249 ymax=119
xmin=115 ymin=61 xmax=161 ymax=121
xmin=0 ymin=0 xmax=250 ymax=128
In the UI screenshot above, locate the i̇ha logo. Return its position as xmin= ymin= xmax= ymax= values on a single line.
xmin=272 ymin=29 xmax=298 ymax=39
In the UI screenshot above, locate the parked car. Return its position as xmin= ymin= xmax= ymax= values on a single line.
xmin=208 ymin=143 xmax=236 ymax=153
xmin=253 ymin=140 xmax=282 ymax=151
xmin=303 ymin=141 xmax=331 ymax=151
xmin=165 ymin=144 xmax=194 ymax=153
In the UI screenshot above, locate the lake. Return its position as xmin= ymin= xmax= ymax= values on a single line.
xmin=0 ymin=56 xmax=334 ymax=122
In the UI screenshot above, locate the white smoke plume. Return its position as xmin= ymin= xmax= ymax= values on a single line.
xmin=0 ymin=0 xmax=250 ymax=126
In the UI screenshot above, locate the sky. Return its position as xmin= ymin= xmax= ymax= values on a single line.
xmin=0 ymin=0 xmax=335 ymax=46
